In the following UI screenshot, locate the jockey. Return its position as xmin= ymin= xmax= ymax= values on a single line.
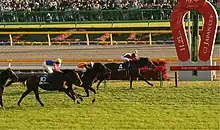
xmin=42 ymin=58 xmax=68 ymax=89
xmin=120 ymin=50 xmax=138 ymax=69
xmin=75 ymin=62 xmax=94 ymax=73
xmin=121 ymin=50 xmax=138 ymax=62
xmin=42 ymin=58 xmax=62 ymax=74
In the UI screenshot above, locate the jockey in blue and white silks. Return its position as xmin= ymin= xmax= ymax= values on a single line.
xmin=42 ymin=58 xmax=62 ymax=73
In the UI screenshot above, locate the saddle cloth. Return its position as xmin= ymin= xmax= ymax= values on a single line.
xmin=39 ymin=74 xmax=53 ymax=84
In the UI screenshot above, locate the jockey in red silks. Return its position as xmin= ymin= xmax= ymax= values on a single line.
xmin=42 ymin=58 xmax=62 ymax=73
xmin=75 ymin=62 xmax=94 ymax=73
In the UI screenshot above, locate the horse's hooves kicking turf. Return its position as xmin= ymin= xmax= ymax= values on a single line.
xmin=77 ymin=101 xmax=80 ymax=104
xmin=92 ymin=99 xmax=96 ymax=103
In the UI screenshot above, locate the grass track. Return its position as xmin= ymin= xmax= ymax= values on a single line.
xmin=0 ymin=81 xmax=220 ymax=129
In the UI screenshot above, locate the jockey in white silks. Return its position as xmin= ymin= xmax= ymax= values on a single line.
xmin=121 ymin=50 xmax=138 ymax=68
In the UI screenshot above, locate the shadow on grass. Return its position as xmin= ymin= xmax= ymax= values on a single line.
xmin=4 ymin=90 xmax=62 ymax=96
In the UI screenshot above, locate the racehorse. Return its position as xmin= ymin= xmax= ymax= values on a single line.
xmin=17 ymin=70 xmax=83 ymax=107
xmin=0 ymin=68 xmax=18 ymax=108
xmin=5 ymin=72 xmax=43 ymax=87
xmin=96 ymin=57 xmax=156 ymax=89
xmin=77 ymin=62 xmax=111 ymax=103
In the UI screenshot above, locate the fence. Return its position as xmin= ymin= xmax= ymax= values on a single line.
xmin=0 ymin=31 xmax=172 ymax=46
xmin=170 ymin=66 xmax=220 ymax=87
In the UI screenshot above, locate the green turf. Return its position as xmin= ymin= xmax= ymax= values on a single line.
xmin=0 ymin=81 xmax=219 ymax=129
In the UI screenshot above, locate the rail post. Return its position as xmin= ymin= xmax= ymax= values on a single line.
xmin=110 ymin=33 xmax=113 ymax=45
xmin=86 ymin=33 xmax=90 ymax=46
xmin=9 ymin=34 xmax=13 ymax=46
xmin=149 ymin=33 xmax=152 ymax=45
xmin=160 ymin=70 xmax=163 ymax=87
xmin=47 ymin=34 xmax=51 ymax=46
xmin=174 ymin=72 xmax=178 ymax=87
xmin=8 ymin=62 xmax=11 ymax=68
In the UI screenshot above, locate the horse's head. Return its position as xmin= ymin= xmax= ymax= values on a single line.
xmin=62 ymin=69 xmax=83 ymax=86
xmin=137 ymin=57 xmax=156 ymax=69
xmin=3 ymin=68 xmax=19 ymax=81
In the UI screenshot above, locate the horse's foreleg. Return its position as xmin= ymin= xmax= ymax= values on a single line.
xmin=83 ymin=86 xmax=90 ymax=97
xmin=129 ymin=76 xmax=133 ymax=89
xmin=88 ymin=87 xmax=96 ymax=103
xmin=0 ymin=87 xmax=4 ymax=108
xmin=22 ymin=80 xmax=26 ymax=88
xmin=5 ymin=80 xmax=14 ymax=87
xmin=17 ymin=89 xmax=32 ymax=106
xmin=33 ymin=89 xmax=44 ymax=107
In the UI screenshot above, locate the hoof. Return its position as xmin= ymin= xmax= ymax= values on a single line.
xmin=92 ymin=99 xmax=96 ymax=103
xmin=77 ymin=101 xmax=80 ymax=104
xmin=17 ymin=103 xmax=20 ymax=107
xmin=79 ymin=97 xmax=84 ymax=101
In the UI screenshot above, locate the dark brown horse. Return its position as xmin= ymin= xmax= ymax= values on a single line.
xmin=96 ymin=57 xmax=156 ymax=89
xmin=0 ymin=68 xmax=19 ymax=108
xmin=17 ymin=70 xmax=83 ymax=107
xmin=76 ymin=62 xmax=111 ymax=103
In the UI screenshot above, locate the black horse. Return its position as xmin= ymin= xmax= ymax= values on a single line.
xmin=17 ymin=70 xmax=83 ymax=107
xmin=76 ymin=62 xmax=111 ymax=103
xmin=5 ymin=72 xmax=43 ymax=87
xmin=96 ymin=57 xmax=156 ymax=89
xmin=0 ymin=68 xmax=19 ymax=108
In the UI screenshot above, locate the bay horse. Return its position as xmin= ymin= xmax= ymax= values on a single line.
xmin=0 ymin=68 xmax=19 ymax=108
xmin=17 ymin=70 xmax=83 ymax=107
xmin=96 ymin=57 xmax=156 ymax=89
xmin=77 ymin=62 xmax=111 ymax=103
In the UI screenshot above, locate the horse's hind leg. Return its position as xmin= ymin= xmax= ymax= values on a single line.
xmin=137 ymin=73 xmax=153 ymax=86
xmin=63 ymin=89 xmax=77 ymax=103
xmin=0 ymin=87 xmax=4 ymax=108
xmin=33 ymin=88 xmax=44 ymax=107
xmin=17 ymin=89 xmax=32 ymax=106
xmin=96 ymin=79 xmax=103 ymax=90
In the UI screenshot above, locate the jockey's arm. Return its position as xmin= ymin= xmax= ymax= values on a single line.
xmin=53 ymin=63 xmax=62 ymax=72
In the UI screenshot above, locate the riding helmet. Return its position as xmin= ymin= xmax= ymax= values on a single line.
xmin=56 ymin=58 xmax=62 ymax=64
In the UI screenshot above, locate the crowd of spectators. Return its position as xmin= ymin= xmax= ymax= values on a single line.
xmin=0 ymin=0 xmax=176 ymax=12
xmin=0 ymin=0 xmax=218 ymax=22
